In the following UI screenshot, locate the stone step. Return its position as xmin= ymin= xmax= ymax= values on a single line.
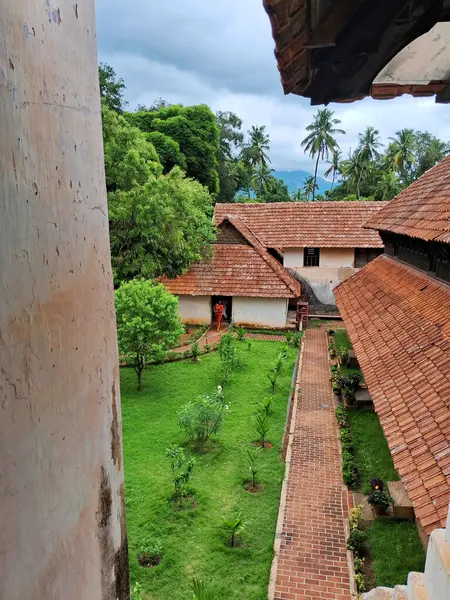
xmin=407 ymin=572 xmax=429 ymax=600
xmin=424 ymin=528 xmax=450 ymax=600
xmin=361 ymin=588 xmax=394 ymax=599
xmin=393 ymin=585 xmax=408 ymax=600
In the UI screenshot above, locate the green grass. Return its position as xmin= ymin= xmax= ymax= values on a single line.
xmin=245 ymin=328 xmax=292 ymax=336
xmin=347 ymin=410 xmax=399 ymax=494
xmin=366 ymin=519 xmax=425 ymax=587
xmin=334 ymin=328 xmax=352 ymax=351
xmin=121 ymin=341 xmax=296 ymax=600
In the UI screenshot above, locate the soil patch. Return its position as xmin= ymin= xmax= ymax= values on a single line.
xmin=252 ymin=441 xmax=273 ymax=449
xmin=244 ymin=481 xmax=264 ymax=493
xmin=137 ymin=554 xmax=161 ymax=568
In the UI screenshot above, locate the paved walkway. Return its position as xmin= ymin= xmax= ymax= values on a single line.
xmin=274 ymin=328 xmax=352 ymax=600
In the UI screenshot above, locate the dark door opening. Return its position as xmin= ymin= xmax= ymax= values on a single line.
xmin=211 ymin=295 xmax=233 ymax=324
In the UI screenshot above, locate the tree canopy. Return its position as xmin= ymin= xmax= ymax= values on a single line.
xmin=99 ymin=63 xmax=127 ymax=113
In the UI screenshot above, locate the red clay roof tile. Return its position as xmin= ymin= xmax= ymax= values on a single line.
xmin=214 ymin=201 xmax=387 ymax=248
xmin=366 ymin=154 xmax=450 ymax=241
xmin=334 ymin=255 xmax=450 ymax=535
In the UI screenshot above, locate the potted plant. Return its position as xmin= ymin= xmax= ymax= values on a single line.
xmin=369 ymin=478 xmax=384 ymax=492
xmin=367 ymin=489 xmax=393 ymax=516
xmin=328 ymin=343 xmax=337 ymax=359
xmin=339 ymin=346 xmax=350 ymax=367
xmin=331 ymin=374 xmax=343 ymax=396
xmin=342 ymin=385 xmax=356 ymax=407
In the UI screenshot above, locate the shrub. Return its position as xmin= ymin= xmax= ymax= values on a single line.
xmin=354 ymin=572 xmax=366 ymax=594
xmin=255 ymin=413 xmax=270 ymax=448
xmin=136 ymin=538 xmax=163 ymax=567
xmin=222 ymin=511 xmax=246 ymax=547
xmin=272 ymin=354 xmax=285 ymax=374
xmin=218 ymin=333 xmax=238 ymax=385
xmin=291 ymin=332 xmax=302 ymax=348
xmin=349 ymin=372 xmax=362 ymax=390
xmin=165 ymin=445 xmax=195 ymax=503
xmin=235 ymin=326 xmax=246 ymax=341
xmin=191 ymin=577 xmax=218 ymax=600
xmin=190 ymin=340 xmax=201 ymax=362
xmin=184 ymin=348 xmax=192 ymax=359
xmin=246 ymin=447 xmax=262 ymax=488
xmin=338 ymin=346 xmax=350 ymax=366
xmin=339 ymin=428 xmax=353 ymax=452
xmin=342 ymin=450 xmax=358 ymax=487
xmin=349 ymin=505 xmax=362 ymax=531
xmin=204 ymin=344 xmax=211 ymax=352
xmin=285 ymin=331 xmax=293 ymax=345
xmin=178 ymin=387 xmax=225 ymax=450
xmin=367 ymin=490 xmax=393 ymax=511
xmin=346 ymin=528 xmax=367 ymax=554
xmin=247 ymin=340 xmax=253 ymax=352
xmin=267 ymin=370 xmax=279 ymax=393
xmin=131 ymin=582 xmax=144 ymax=600
xmin=335 ymin=404 xmax=347 ymax=426
xmin=327 ymin=329 xmax=335 ymax=336
xmin=328 ymin=343 xmax=337 ymax=358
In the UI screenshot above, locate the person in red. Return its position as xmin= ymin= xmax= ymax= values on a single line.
xmin=214 ymin=300 xmax=225 ymax=332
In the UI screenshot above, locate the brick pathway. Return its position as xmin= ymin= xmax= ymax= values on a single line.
xmin=245 ymin=332 xmax=286 ymax=342
xmin=172 ymin=328 xmax=287 ymax=352
xmin=274 ymin=328 xmax=352 ymax=600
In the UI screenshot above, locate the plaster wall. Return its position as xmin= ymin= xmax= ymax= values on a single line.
xmin=0 ymin=2 xmax=128 ymax=599
xmin=284 ymin=248 xmax=355 ymax=304
xmin=178 ymin=295 xmax=211 ymax=324
xmin=233 ymin=297 xmax=288 ymax=328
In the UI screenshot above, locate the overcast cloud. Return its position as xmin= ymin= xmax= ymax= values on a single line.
xmin=95 ymin=0 xmax=450 ymax=174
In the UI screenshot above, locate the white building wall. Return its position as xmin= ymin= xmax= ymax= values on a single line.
xmin=178 ymin=295 xmax=211 ymax=324
xmin=233 ymin=297 xmax=288 ymax=328
xmin=284 ymin=248 xmax=356 ymax=305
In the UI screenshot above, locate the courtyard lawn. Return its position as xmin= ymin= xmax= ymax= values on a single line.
xmin=347 ymin=409 xmax=399 ymax=494
xmin=121 ymin=341 xmax=296 ymax=600
xmin=334 ymin=328 xmax=352 ymax=351
xmin=366 ymin=519 xmax=425 ymax=588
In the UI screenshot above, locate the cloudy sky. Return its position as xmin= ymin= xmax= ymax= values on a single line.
xmin=95 ymin=0 xmax=450 ymax=175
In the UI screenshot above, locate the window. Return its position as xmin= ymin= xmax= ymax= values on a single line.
xmin=303 ymin=247 xmax=320 ymax=267
xmin=354 ymin=248 xmax=383 ymax=268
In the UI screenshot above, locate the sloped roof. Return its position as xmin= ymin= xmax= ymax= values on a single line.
xmin=160 ymin=218 xmax=300 ymax=299
xmin=365 ymin=154 xmax=450 ymax=243
xmin=334 ymin=255 xmax=450 ymax=534
xmin=214 ymin=202 xmax=387 ymax=248
xmin=262 ymin=0 xmax=450 ymax=105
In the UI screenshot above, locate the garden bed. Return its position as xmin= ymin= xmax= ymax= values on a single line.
xmin=121 ymin=340 xmax=297 ymax=600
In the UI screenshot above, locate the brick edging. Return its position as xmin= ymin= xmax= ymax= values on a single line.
xmin=267 ymin=333 xmax=306 ymax=600
xmin=327 ymin=329 xmax=358 ymax=600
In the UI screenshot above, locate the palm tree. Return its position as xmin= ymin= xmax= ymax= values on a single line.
xmin=241 ymin=125 xmax=271 ymax=168
xmin=324 ymin=149 xmax=342 ymax=189
xmin=374 ymin=170 xmax=403 ymax=200
xmin=191 ymin=578 xmax=218 ymax=600
xmin=303 ymin=176 xmax=318 ymax=201
xmin=251 ymin=163 xmax=274 ymax=198
xmin=301 ymin=108 xmax=345 ymax=201
xmin=386 ymin=129 xmax=416 ymax=183
xmin=340 ymin=151 xmax=365 ymax=199
xmin=353 ymin=127 xmax=383 ymax=196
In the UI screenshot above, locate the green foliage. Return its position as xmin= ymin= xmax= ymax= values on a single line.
xmin=222 ymin=512 xmax=246 ymax=547
xmin=127 ymin=104 xmax=220 ymax=194
xmin=102 ymin=102 xmax=162 ymax=192
xmin=346 ymin=528 xmax=367 ymax=554
xmin=131 ymin=582 xmax=144 ymax=600
xmin=255 ymin=413 xmax=270 ymax=448
xmin=108 ymin=167 xmax=215 ymax=282
xmin=247 ymin=340 xmax=253 ymax=352
xmin=267 ymin=370 xmax=279 ymax=393
xmin=99 ymin=63 xmax=127 ymax=113
xmin=165 ymin=445 xmax=195 ymax=502
xmin=178 ymin=388 xmax=226 ymax=450
xmin=261 ymin=396 xmax=272 ymax=417
xmin=136 ymin=537 xmax=163 ymax=566
xmin=354 ymin=572 xmax=366 ymax=594
xmin=334 ymin=404 xmax=348 ymax=427
xmin=190 ymin=341 xmax=201 ymax=362
xmin=235 ymin=326 xmax=246 ymax=341
xmin=240 ymin=125 xmax=271 ymax=168
xmin=338 ymin=346 xmax=350 ymax=367
xmin=191 ymin=578 xmax=219 ymax=600
xmin=218 ymin=333 xmax=238 ymax=385
xmin=246 ymin=447 xmax=262 ymax=488
xmin=342 ymin=450 xmax=358 ymax=487
xmin=349 ymin=505 xmax=362 ymax=531
xmin=328 ymin=343 xmax=336 ymax=358
xmin=367 ymin=490 xmax=393 ymax=512
xmin=115 ymin=280 xmax=183 ymax=390
xmin=145 ymin=130 xmax=187 ymax=173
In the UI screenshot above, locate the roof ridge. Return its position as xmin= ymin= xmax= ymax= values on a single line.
xmin=222 ymin=215 xmax=300 ymax=296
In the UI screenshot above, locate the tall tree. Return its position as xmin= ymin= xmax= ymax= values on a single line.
xmin=303 ymin=176 xmax=318 ymax=201
xmin=251 ymin=163 xmax=274 ymax=197
xmin=241 ymin=125 xmax=271 ymax=168
xmin=386 ymin=128 xmax=416 ymax=184
xmin=414 ymin=132 xmax=450 ymax=178
xmin=98 ymin=63 xmax=127 ymax=113
xmin=324 ymin=149 xmax=342 ymax=189
xmin=215 ymin=111 xmax=245 ymax=202
xmin=374 ymin=170 xmax=402 ymax=200
xmin=108 ymin=168 xmax=215 ymax=283
xmin=301 ymin=108 xmax=345 ymax=201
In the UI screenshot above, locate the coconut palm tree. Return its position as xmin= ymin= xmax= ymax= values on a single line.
xmin=374 ymin=170 xmax=403 ymax=200
xmin=386 ymin=128 xmax=416 ymax=183
xmin=340 ymin=151 xmax=365 ymax=199
xmin=353 ymin=127 xmax=383 ymax=196
xmin=241 ymin=125 xmax=271 ymax=168
xmin=324 ymin=149 xmax=342 ymax=189
xmin=303 ymin=176 xmax=318 ymax=201
xmin=251 ymin=163 xmax=274 ymax=198
xmin=301 ymin=108 xmax=345 ymax=201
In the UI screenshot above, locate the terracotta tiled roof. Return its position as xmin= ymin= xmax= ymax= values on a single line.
xmin=214 ymin=202 xmax=387 ymax=248
xmin=366 ymin=154 xmax=450 ymax=242
xmin=160 ymin=219 xmax=300 ymax=298
xmin=334 ymin=255 xmax=450 ymax=534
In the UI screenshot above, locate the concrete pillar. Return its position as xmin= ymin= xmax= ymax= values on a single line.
xmin=0 ymin=2 xmax=128 ymax=599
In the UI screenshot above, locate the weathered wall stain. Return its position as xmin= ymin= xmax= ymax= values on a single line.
xmin=111 ymin=381 xmax=122 ymax=470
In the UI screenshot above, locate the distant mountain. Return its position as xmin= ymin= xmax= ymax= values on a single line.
xmin=274 ymin=170 xmax=333 ymax=196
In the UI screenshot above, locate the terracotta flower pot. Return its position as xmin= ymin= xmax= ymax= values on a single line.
xmin=372 ymin=504 xmax=387 ymax=516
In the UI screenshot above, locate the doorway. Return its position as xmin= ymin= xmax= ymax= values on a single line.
xmin=211 ymin=296 xmax=233 ymax=324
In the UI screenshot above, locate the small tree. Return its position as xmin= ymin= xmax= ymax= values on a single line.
xmin=165 ymin=445 xmax=195 ymax=504
xmin=115 ymin=280 xmax=184 ymax=390
xmin=222 ymin=512 xmax=246 ymax=547
xmin=246 ymin=447 xmax=262 ymax=488
xmin=191 ymin=578 xmax=218 ymax=600
xmin=255 ymin=413 xmax=270 ymax=448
